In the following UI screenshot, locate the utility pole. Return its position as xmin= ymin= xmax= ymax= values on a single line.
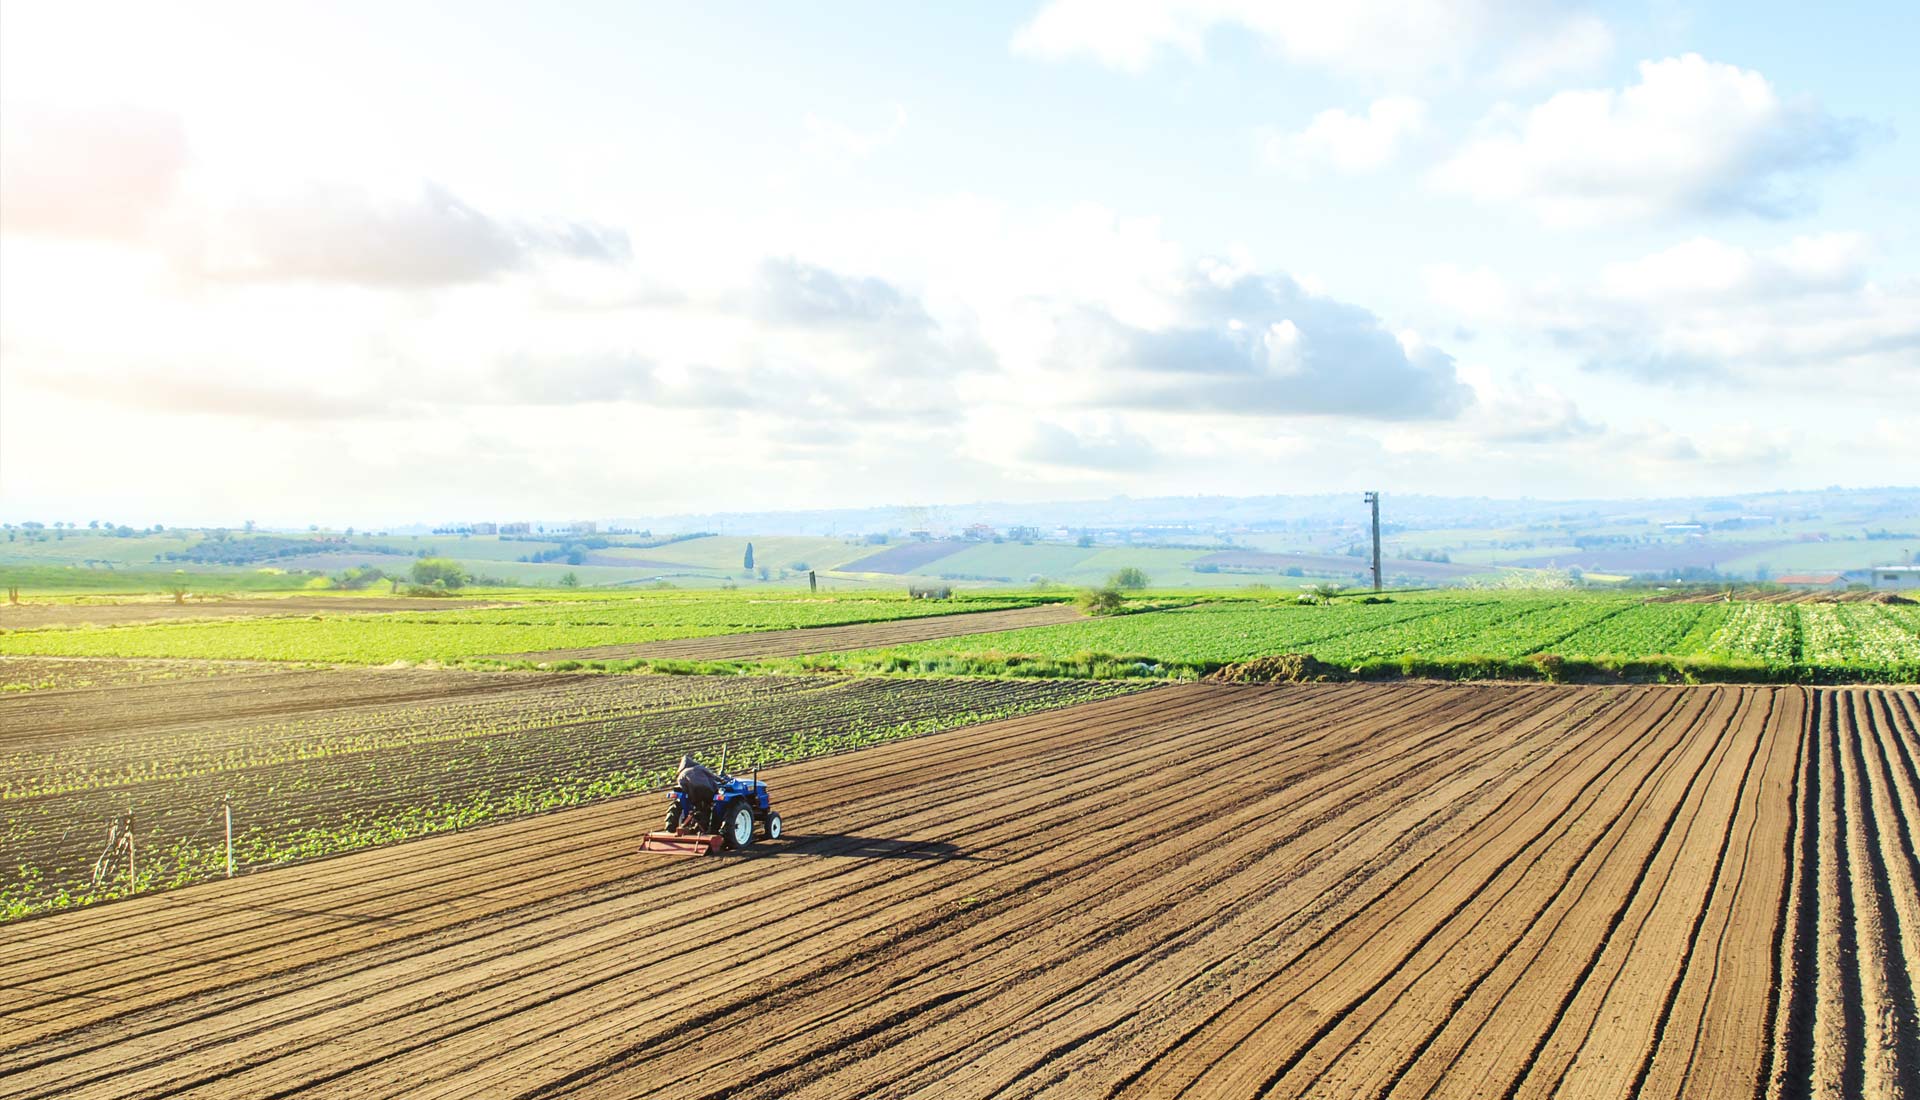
xmin=1364 ymin=491 xmax=1382 ymax=592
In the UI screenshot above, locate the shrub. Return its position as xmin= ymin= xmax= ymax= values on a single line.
xmin=1078 ymin=586 xmax=1125 ymax=616
xmin=411 ymin=558 xmax=469 ymax=589
xmin=1110 ymin=567 xmax=1149 ymax=590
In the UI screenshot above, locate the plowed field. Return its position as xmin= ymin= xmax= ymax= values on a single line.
xmin=2 ymin=682 xmax=1914 ymax=1099
xmin=497 ymin=603 xmax=1083 ymax=662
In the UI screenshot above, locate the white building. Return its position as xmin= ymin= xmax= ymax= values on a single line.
xmin=1869 ymin=565 xmax=1920 ymax=591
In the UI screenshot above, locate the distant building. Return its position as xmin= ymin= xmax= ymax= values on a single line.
xmin=1870 ymin=565 xmax=1920 ymax=591
xmin=1774 ymin=573 xmax=1847 ymax=590
xmin=499 ymin=522 xmax=531 ymax=535
xmin=570 ymin=521 xmax=597 ymax=535
xmin=964 ymin=523 xmax=995 ymax=541
xmin=1006 ymin=526 xmax=1041 ymax=542
xmin=470 ymin=522 xmax=498 ymax=535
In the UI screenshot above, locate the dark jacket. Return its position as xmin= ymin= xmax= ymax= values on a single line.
xmin=676 ymin=754 xmax=721 ymax=801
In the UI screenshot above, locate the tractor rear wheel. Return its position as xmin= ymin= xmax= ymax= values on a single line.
xmin=663 ymin=803 xmax=683 ymax=832
xmin=724 ymin=802 xmax=755 ymax=849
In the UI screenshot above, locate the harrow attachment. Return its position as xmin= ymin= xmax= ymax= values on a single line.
xmin=640 ymin=829 xmax=724 ymax=856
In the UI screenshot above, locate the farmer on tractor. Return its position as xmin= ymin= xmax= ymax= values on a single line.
xmin=673 ymin=753 xmax=722 ymax=830
xmin=642 ymin=750 xmax=784 ymax=855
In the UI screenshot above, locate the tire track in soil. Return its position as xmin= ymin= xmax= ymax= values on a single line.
xmin=1251 ymin=691 xmax=1735 ymax=1090
xmin=1832 ymin=691 xmax=1920 ymax=1100
xmin=1086 ymin=688 xmax=1665 ymax=1097
xmin=1369 ymin=688 xmax=1731 ymax=1097
xmin=1220 ymin=686 xmax=1688 ymax=1100
xmin=2 ymin=684 xmax=1912 ymax=1099
xmin=1500 ymin=687 xmax=1756 ymax=1099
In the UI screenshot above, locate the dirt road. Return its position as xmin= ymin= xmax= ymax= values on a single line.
xmin=496 ymin=602 xmax=1083 ymax=662
xmin=1 ymin=682 xmax=1912 ymax=1098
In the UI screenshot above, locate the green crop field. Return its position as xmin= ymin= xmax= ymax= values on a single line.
xmin=798 ymin=592 xmax=1920 ymax=682
xmin=0 ymin=593 xmax=1046 ymax=664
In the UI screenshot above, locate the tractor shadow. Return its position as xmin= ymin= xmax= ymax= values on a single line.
xmin=773 ymin=835 xmax=975 ymax=861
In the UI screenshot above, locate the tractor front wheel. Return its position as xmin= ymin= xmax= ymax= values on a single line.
xmin=724 ymin=802 xmax=755 ymax=849
xmin=765 ymin=812 xmax=783 ymax=840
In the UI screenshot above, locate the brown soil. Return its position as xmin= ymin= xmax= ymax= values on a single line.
xmin=1650 ymin=588 xmax=1913 ymax=605
xmin=497 ymin=603 xmax=1084 ymax=662
xmin=2 ymin=681 xmax=1911 ymax=1098
xmin=0 ymin=596 xmax=515 ymax=631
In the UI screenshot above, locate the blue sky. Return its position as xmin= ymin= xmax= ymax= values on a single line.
xmin=1 ymin=0 xmax=1913 ymax=526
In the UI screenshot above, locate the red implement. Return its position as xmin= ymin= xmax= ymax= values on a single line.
xmin=641 ymin=830 xmax=723 ymax=856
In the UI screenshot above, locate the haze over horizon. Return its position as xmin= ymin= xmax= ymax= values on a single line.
xmin=3 ymin=1 xmax=1915 ymax=528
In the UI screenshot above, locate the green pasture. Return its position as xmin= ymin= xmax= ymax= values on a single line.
xmin=0 ymin=592 xmax=1047 ymax=664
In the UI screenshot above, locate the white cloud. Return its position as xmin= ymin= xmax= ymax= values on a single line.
xmin=1454 ymin=366 xmax=1601 ymax=443
xmin=1268 ymin=97 xmax=1427 ymax=174
xmin=1614 ymin=422 xmax=1793 ymax=470
xmin=1012 ymin=0 xmax=1610 ymax=85
xmin=1593 ymin=233 xmax=1872 ymax=302
xmin=190 ymin=182 xmax=630 ymax=287
xmin=804 ymin=104 xmax=907 ymax=159
xmin=1489 ymin=15 xmax=1612 ymax=88
xmin=1049 ymin=264 xmax=1473 ymax=420
xmin=1429 ymin=233 xmax=1919 ymax=381
xmin=1021 ymin=421 xmax=1161 ymax=472
xmin=1434 ymin=54 xmax=1861 ymax=225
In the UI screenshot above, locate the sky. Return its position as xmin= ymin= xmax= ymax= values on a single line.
xmin=1 ymin=0 xmax=1914 ymax=528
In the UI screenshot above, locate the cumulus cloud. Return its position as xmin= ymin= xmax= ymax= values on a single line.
xmin=1011 ymin=0 xmax=1610 ymax=85
xmin=1434 ymin=54 xmax=1862 ymax=225
xmin=1267 ymin=97 xmax=1427 ymax=174
xmin=1432 ymin=234 xmax=1918 ymax=382
xmin=192 ymin=183 xmax=630 ymax=287
xmin=1021 ymin=421 xmax=1160 ymax=472
xmin=746 ymin=258 xmax=993 ymax=377
xmin=1053 ymin=263 xmax=1472 ymax=420
xmin=0 ymin=103 xmax=188 ymax=241
xmin=1457 ymin=369 xmax=1603 ymax=443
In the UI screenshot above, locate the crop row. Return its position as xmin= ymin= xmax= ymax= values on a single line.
xmin=0 ymin=672 xmax=1143 ymax=920
xmin=805 ymin=596 xmax=1920 ymax=679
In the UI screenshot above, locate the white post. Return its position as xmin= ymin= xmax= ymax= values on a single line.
xmin=224 ymin=798 xmax=234 ymax=878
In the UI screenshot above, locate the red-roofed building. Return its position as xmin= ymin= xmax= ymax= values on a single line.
xmin=1774 ymin=573 xmax=1847 ymax=590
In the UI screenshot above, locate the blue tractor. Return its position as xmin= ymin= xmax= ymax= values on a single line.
xmin=642 ymin=758 xmax=783 ymax=856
